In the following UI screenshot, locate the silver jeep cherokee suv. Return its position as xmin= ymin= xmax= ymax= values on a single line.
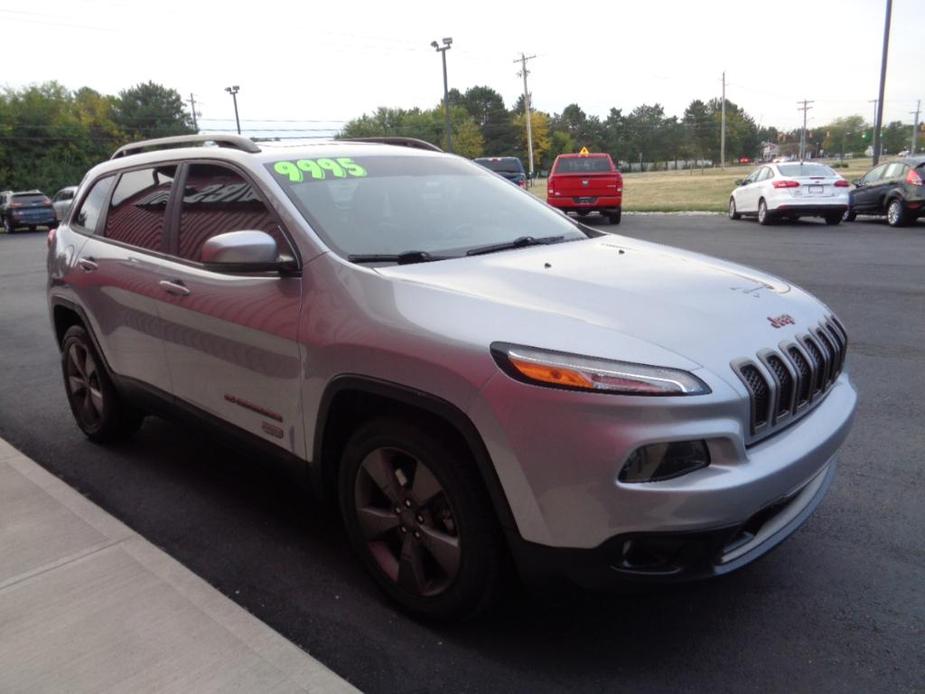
xmin=48 ymin=135 xmax=857 ymax=620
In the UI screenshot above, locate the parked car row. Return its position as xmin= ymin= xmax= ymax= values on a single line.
xmin=728 ymin=155 xmax=925 ymax=227
xmin=0 ymin=186 xmax=79 ymax=233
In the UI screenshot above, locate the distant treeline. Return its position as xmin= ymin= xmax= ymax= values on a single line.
xmin=340 ymin=85 xmax=919 ymax=170
xmin=0 ymin=81 xmax=194 ymax=194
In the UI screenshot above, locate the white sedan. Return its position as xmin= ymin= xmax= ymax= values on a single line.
xmin=728 ymin=162 xmax=850 ymax=225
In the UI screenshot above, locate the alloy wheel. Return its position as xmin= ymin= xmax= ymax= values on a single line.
xmin=887 ymin=200 xmax=902 ymax=226
xmin=65 ymin=341 xmax=104 ymax=428
xmin=758 ymin=200 xmax=767 ymax=224
xmin=354 ymin=446 xmax=461 ymax=597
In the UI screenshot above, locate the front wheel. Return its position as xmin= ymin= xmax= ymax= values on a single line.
xmin=61 ymin=325 xmax=144 ymax=442
xmin=607 ymin=208 xmax=622 ymax=225
xmin=728 ymin=197 xmax=741 ymax=220
xmin=757 ymin=199 xmax=773 ymax=225
xmin=843 ymin=209 xmax=856 ymax=222
xmin=887 ymin=199 xmax=908 ymax=227
xmin=2 ymin=217 xmax=13 ymax=234
xmin=339 ymin=417 xmax=504 ymax=621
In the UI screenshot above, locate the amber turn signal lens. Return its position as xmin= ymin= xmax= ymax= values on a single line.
xmin=509 ymin=358 xmax=594 ymax=389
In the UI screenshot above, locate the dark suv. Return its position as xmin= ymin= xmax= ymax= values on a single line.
xmin=845 ymin=156 xmax=925 ymax=226
xmin=1 ymin=190 xmax=58 ymax=232
xmin=473 ymin=156 xmax=527 ymax=187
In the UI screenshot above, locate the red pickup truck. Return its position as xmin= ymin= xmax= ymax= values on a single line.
xmin=546 ymin=152 xmax=623 ymax=224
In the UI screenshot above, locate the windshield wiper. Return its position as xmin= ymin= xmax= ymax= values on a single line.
xmin=347 ymin=250 xmax=449 ymax=265
xmin=465 ymin=235 xmax=565 ymax=257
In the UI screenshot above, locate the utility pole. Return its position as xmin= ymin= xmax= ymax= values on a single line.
xmin=188 ymin=93 xmax=199 ymax=132
xmin=797 ymin=100 xmax=814 ymax=160
xmin=872 ymin=0 xmax=892 ymax=166
xmin=224 ymin=85 xmax=241 ymax=135
xmin=868 ymin=99 xmax=879 ymax=157
xmin=431 ymin=38 xmax=453 ymax=152
xmin=720 ymin=71 xmax=726 ymax=169
xmin=911 ymin=99 xmax=921 ymax=154
xmin=515 ymin=53 xmax=537 ymax=180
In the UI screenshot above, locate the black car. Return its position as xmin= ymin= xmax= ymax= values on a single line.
xmin=1 ymin=190 xmax=58 ymax=233
xmin=473 ymin=156 xmax=527 ymax=188
xmin=845 ymin=156 xmax=925 ymax=226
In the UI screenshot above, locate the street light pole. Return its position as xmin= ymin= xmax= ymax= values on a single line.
xmin=431 ymin=38 xmax=453 ymax=152
xmin=224 ymin=85 xmax=241 ymax=135
xmin=872 ymin=0 xmax=892 ymax=166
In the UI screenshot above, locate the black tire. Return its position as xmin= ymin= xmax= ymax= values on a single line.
xmin=728 ymin=197 xmax=741 ymax=220
xmin=339 ymin=417 xmax=504 ymax=621
xmin=757 ymin=198 xmax=773 ymax=225
xmin=886 ymin=198 xmax=908 ymax=227
xmin=843 ymin=209 xmax=856 ymax=222
xmin=607 ymin=208 xmax=622 ymax=225
xmin=2 ymin=217 xmax=13 ymax=234
xmin=824 ymin=214 xmax=842 ymax=226
xmin=28 ymin=226 xmax=36 ymax=232
xmin=61 ymin=325 xmax=144 ymax=442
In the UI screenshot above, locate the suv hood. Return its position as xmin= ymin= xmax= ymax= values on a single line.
xmin=376 ymin=236 xmax=832 ymax=379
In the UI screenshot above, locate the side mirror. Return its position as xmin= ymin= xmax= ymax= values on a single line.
xmin=735 ymin=179 xmax=745 ymax=186
xmin=852 ymin=178 xmax=862 ymax=186
xmin=201 ymin=230 xmax=295 ymax=273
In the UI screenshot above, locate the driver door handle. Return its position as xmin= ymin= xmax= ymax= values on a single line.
xmin=159 ymin=279 xmax=191 ymax=297
xmin=77 ymin=257 xmax=98 ymax=272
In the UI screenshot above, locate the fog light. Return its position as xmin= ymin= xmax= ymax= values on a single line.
xmin=619 ymin=440 xmax=710 ymax=483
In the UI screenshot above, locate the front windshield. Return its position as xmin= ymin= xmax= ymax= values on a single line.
xmin=266 ymin=154 xmax=586 ymax=259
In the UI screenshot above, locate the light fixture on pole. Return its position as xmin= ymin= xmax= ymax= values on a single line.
xmin=430 ymin=38 xmax=453 ymax=152
xmin=224 ymin=85 xmax=241 ymax=135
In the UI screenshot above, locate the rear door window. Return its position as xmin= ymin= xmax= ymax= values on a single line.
xmin=73 ymin=177 xmax=115 ymax=233
xmin=860 ymin=165 xmax=887 ymax=185
xmin=104 ymin=166 xmax=176 ymax=251
xmin=177 ymin=163 xmax=288 ymax=262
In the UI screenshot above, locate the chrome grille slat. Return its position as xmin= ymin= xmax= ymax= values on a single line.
xmin=733 ymin=315 xmax=848 ymax=445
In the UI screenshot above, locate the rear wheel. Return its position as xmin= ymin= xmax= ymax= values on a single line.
xmin=824 ymin=214 xmax=842 ymax=226
xmin=757 ymin=199 xmax=773 ymax=225
xmin=887 ymin=198 xmax=908 ymax=227
xmin=339 ymin=417 xmax=503 ymax=621
xmin=61 ymin=325 xmax=144 ymax=442
xmin=607 ymin=208 xmax=622 ymax=225
xmin=728 ymin=197 xmax=741 ymax=220
xmin=2 ymin=217 xmax=13 ymax=233
xmin=843 ymin=209 xmax=856 ymax=222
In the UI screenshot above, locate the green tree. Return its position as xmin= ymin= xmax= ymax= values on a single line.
xmin=882 ymin=120 xmax=910 ymax=154
xmin=114 ymin=81 xmax=195 ymax=140
xmin=820 ymin=115 xmax=867 ymax=158
xmin=458 ymin=86 xmax=517 ymax=155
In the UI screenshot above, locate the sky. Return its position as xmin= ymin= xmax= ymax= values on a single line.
xmin=2 ymin=0 xmax=922 ymax=136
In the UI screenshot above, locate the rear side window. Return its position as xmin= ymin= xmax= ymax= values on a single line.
xmin=177 ymin=163 xmax=287 ymax=262
xmin=73 ymin=177 xmax=115 ymax=233
xmin=554 ymin=157 xmax=613 ymax=174
xmin=104 ymin=166 xmax=176 ymax=251
xmin=883 ymin=163 xmax=904 ymax=180
xmin=475 ymin=158 xmax=524 ymax=174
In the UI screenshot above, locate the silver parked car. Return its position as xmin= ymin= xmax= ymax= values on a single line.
xmin=51 ymin=186 xmax=79 ymax=221
xmin=47 ymin=135 xmax=857 ymax=620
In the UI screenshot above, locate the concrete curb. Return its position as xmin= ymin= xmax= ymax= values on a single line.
xmin=0 ymin=437 xmax=358 ymax=693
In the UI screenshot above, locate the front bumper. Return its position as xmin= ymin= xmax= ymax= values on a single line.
xmin=509 ymin=458 xmax=836 ymax=589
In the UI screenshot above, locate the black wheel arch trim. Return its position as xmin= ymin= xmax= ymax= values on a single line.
xmin=312 ymin=375 xmax=520 ymax=539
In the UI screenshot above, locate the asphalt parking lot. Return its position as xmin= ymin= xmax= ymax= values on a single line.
xmin=1 ymin=215 xmax=923 ymax=694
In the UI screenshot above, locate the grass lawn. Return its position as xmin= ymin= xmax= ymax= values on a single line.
xmin=530 ymin=158 xmax=878 ymax=212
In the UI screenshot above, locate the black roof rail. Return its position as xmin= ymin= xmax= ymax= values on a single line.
xmin=111 ymin=134 xmax=261 ymax=159
xmin=342 ymin=137 xmax=443 ymax=153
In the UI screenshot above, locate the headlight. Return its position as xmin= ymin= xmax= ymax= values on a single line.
xmin=491 ymin=343 xmax=710 ymax=396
